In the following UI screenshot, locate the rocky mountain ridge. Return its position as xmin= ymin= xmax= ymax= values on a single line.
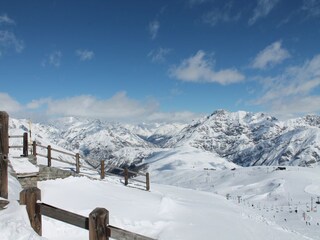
xmin=8 ymin=110 xmax=320 ymax=168
xmin=166 ymin=110 xmax=320 ymax=166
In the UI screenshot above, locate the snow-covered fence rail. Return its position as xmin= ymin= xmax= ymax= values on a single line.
xmin=32 ymin=141 xmax=80 ymax=173
xmin=100 ymin=160 xmax=150 ymax=191
xmin=8 ymin=132 xmax=28 ymax=157
xmin=20 ymin=187 xmax=156 ymax=240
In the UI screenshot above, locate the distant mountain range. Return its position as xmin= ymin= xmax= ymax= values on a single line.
xmin=9 ymin=110 xmax=320 ymax=169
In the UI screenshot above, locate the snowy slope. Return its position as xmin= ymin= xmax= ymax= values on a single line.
xmin=38 ymin=176 xmax=311 ymax=240
xmin=147 ymin=164 xmax=320 ymax=239
xmin=0 ymin=171 xmax=312 ymax=240
xmin=140 ymin=145 xmax=237 ymax=172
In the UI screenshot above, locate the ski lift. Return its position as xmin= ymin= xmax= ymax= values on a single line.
xmin=316 ymin=196 xmax=320 ymax=205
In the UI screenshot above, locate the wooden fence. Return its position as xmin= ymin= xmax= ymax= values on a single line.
xmin=20 ymin=187 xmax=156 ymax=240
xmin=0 ymin=111 xmax=9 ymax=199
xmin=100 ymin=160 xmax=150 ymax=191
xmin=9 ymin=132 xmax=151 ymax=191
xmin=32 ymin=141 xmax=81 ymax=173
xmin=8 ymin=132 xmax=28 ymax=157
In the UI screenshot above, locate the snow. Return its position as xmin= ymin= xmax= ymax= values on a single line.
xmin=2 ymin=163 xmax=319 ymax=240
xmin=141 ymin=145 xmax=237 ymax=171
xmin=37 ymin=177 xmax=312 ymax=240
xmin=148 ymin=165 xmax=320 ymax=239
xmin=10 ymin=157 xmax=39 ymax=174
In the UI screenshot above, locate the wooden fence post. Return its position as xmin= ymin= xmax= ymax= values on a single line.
xmin=100 ymin=160 xmax=105 ymax=180
xmin=146 ymin=172 xmax=150 ymax=191
xmin=76 ymin=153 xmax=80 ymax=174
xmin=47 ymin=145 xmax=51 ymax=167
xmin=124 ymin=168 xmax=129 ymax=186
xmin=0 ymin=111 xmax=9 ymax=199
xmin=23 ymin=132 xmax=28 ymax=157
xmin=89 ymin=208 xmax=110 ymax=240
xmin=32 ymin=141 xmax=37 ymax=157
xmin=20 ymin=187 xmax=42 ymax=236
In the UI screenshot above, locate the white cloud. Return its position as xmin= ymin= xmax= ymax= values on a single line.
xmin=49 ymin=51 xmax=62 ymax=67
xmin=269 ymin=96 xmax=320 ymax=119
xmin=45 ymin=92 xmax=158 ymax=120
xmin=249 ymin=0 xmax=280 ymax=25
xmin=148 ymin=47 xmax=171 ymax=63
xmin=42 ymin=51 xmax=62 ymax=67
xmin=146 ymin=111 xmax=203 ymax=123
xmin=149 ymin=20 xmax=160 ymax=40
xmin=188 ymin=0 xmax=214 ymax=7
xmin=202 ymin=2 xmax=241 ymax=26
xmin=0 ymin=93 xmax=22 ymax=113
xmin=302 ymin=0 xmax=320 ymax=18
xmin=0 ymin=92 xmax=202 ymax=123
xmin=253 ymin=54 xmax=320 ymax=118
xmin=0 ymin=14 xmax=15 ymax=25
xmin=169 ymin=50 xmax=244 ymax=85
xmin=76 ymin=49 xmax=94 ymax=61
xmin=0 ymin=30 xmax=24 ymax=56
xmin=43 ymin=92 xmax=203 ymax=123
xmin=251 ymin=41 xmax=290 ymax=70
xmin=26 ymin=98 xmax=51 ymax=110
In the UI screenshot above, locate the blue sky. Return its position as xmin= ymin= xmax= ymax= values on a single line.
xmin=1 ymin=0 xmax=320 ymax=123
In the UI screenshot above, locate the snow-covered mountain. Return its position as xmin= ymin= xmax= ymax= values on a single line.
xmin=124 ymin=122 xmax=187 ymax=146
xmin=165 ymin=110 xmax=320 ymax=167
xmin=8 ymin=110 xmax=320 ymax=169
xmin=9 ymin=117 xmax=185 ymax=168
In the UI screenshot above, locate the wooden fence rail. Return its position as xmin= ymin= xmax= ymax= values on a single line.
xmin=8 ymin=132 xmax=28 ymax=157
xmin=32 ymin=141 xmax=80 ymax=174
xmin=20 ymin=187 xmax=156 ymax=240
xmin=8 ymin=131 xmax=151 ymax=191
xmin=100 ymin=160 xmax=150 ymax=191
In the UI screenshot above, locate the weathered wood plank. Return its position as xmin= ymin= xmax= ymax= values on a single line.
xmin=0 ymin=111 xmax=9 ymax=199
xmin=130 ymin=179 xmax=145 ymax=184
xmin=36 ymin=144 xmax=48 ymax=149
xmin=8 ymin=145 xmax=23 ymax=148
xmin=127 ymin=169 xmax=139 ymax=175
xmin=8 ymin=135 xmax=23 ymax=138
xmin=20 ymin=187 xmax=42 ymax=235
xmin=0 ymin=199 xmax=9 ymax=209
xmin=32 ymin=141 xmax=37 ymax=157
xmin=36 ymin=153 xmax=47 ymax=158
xmin=105 ymin=171 xmax=122 ymax=178
xmin=124 ymin=168 xmax=129 ymax=186
xmin=50 ymin=147 xmax=76 ymax=157
xmin=40 ymin=203 xmax=89 ymax=230
xmin=109 ymin=225 xmax=156 ymax=240
xmin=23 ymin=132 xmax=28 ymax=157
xmin=101 ymin=160 xmax=105 ymax=179
xmin=16 ymin=172 xmax=39 ymax=178
xmin=146 ymin=172 xmax=150 ymax=191
xmin=47 ymin=145 xmax=52 ymax=167
xmin=50 ymin=156 xmax=76 ymax=166
xmin=75 ymin=153 xmax=80 ymax=173
xmin=89 ymin=208 xmax=110 ymax=240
